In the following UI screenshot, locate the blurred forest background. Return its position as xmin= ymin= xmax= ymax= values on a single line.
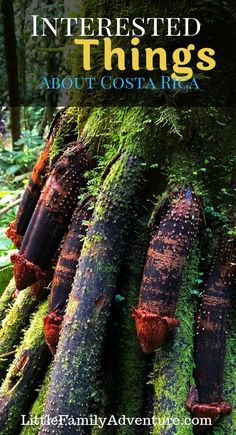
xmin=0 ymin=0 xmax=67 ymax=270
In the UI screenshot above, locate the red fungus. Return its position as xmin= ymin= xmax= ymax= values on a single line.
xmin=44 ymin=196 xmax=94 ymax=354
xmin=187 ymin=238 xmax=235 ymax=433
xmin=133 ymin=185 xmax=200 ymax=354
xmin=11 ymin=141 xmax=89 ymax=291
xmin=6 ymin=109 xmax=67 ymax=248
xmin=43 ymin=312 xmax=63 ymax=355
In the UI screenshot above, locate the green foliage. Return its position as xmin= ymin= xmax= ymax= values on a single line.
xmin=0 ymin=108 xmax=46 ymax=267
xmin=154 ymin=107 xmax=183 ymax=138
xmin=0 ymin=266 xmax=13 ymax=297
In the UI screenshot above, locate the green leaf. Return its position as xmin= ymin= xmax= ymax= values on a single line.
xmin=0 ymin=266 xmax=13 ymax=296
xmin=6 ymin=164 xmax=21 ymax=175
xmin=0 ymin=228 xmax=14 ymax=251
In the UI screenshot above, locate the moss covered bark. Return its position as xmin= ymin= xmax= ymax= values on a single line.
xmin=0 ymin=286 xmax=43 ymax=381
xmin=212 ymin=300 xmax=236 ymax=435
xmin=98 ymin=217 xmax=150 ymax=435
xmin=0 ymin=278 xmax=16 ymax=324
xmin=40 ymin=109 xmax=158 ymax=434
xmin=110 ymin=220 xmax=150 ymax=433
xmin=0 ymin=301 xmax=50 ymax=434
xmin=20 ymin=368 xmax=51 ymax=435
xmin=49 ymin=107 xmax=80 ymax=162
xmin=6 ymin=108 xmax=78 ymax=248
xmin=152 ymin=248 xmax=200 ymax=435
xmin=12 ymin=140 xmax=89 ymax=291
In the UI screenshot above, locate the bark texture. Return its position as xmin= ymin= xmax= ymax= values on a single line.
xmin=0 ymin=286 xmax=45 ymax=381
xmin=153 ymin=248 xmax=200 ymax=435
xmin=0 ymin=301 xmax=51 ymax=435
xmin=212 ymin=298 xmax=236 ymax=434
xmin=0 ymin=278 xmax=16 ymax=324
xmin=20 ymin=368 xmax=51 ymax=435
xmin=100 ymin=218 xmax=150 ymax=435
xmin=11 ymin=140 xmax=89 ymax=290
xmin=40 ymin=141 xmax=154 ymax=434
xmin=5 ymin=108 xmax=74 ymax=248
xmin=112 ymin=221 xmax=150 ymax=434
xmin=186 ymin=239 xmax=236 ymax=433
xmin=133 ymin=185 xmax=200 ymax=354
xmin=44 ymin=196 xmax=94 ymax=354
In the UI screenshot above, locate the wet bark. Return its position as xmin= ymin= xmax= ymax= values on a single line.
xmin=5 ymin=108 xmax=69 ymax=248
xmin=0 ymin=285 xmax=47 ymax=381
xmin=100 ymin=217 xmax=150 ymax=435
xmin=187 ymin=238 xmax=236 ymax=433
xmin=0 ymin=278 xmax=16 ymax=324
xmin=20 ymin=368 xmax=51 ymax=435
xmin=153 ymin=249 xmax=200 ymax=435
xmin=44 ymin=195 xmax=94 ymax=354
xmin=11 ymin=140 xmax=89 ymax=290
xmin=40 ymin=148 xmax=150 ymax=434
xmin=0 ymin=301 xmax=51 ymax=435
xmin=212 ymin=298 xmax=236 ymax=434
xmin=133 ymin=186 xmax=200 ymax=354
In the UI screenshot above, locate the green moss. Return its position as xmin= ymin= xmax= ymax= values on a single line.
xmin=212 ymin=299 xmax=236 ymax=434
xmin=114 ymin=224 xmax=149 ymax=435
xmin=0 ymin=287 xmax=39 ymax=381
xmin=20 ymin=367 xmax=51 ymax=435
xmin=49 ymin=107 xmax=80 ymax=163
xmin=0 ymin=301 xmax=49 ymax=435
xmin=152 ymin=248 xmax=200 ymax=435
xmin=0 ymin=277 xmax=16 ymax=324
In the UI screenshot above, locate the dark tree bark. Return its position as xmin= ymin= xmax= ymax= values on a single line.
xmin=11 ymin=140 xmax=90 ymax=290
xmin=133 ymin=185 xmax=200 ymax=354
xmin=102 ymin=218 xmax=150 ymax=434
xmin=40 ymin=142 xmax=155 ymax=434
xmin=1 ymin=0 xmax=21 ymax=144
xmin=44 ymin=195 xmax=94 ymax=354
xmin=0 ymin=286 xmax=46 ymax=381
xmin=0 ymin=301 xmax=51 ymax=434
xmin=20 ymin=367 xmax=51 ymax=435
xmin=38 ymin=107 xmax=54 ymax=137
xmin=0 ymin=278 xmax=16 ymax=324
xmin=186 ymin=238 xmax=236 ymax=433
xmin=212 ymin=298 xmax=236 ymax=434
xmin=6 ymin=108 xmax=69 ymax=248
xmin=152 ymin=248 xmax=200 ymax=435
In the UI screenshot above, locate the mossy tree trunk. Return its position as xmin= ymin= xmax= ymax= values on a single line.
xmin=40 ymin=109 xmax=158 ymax=434
xmin=99 ymin=217 xmax=150 ymax=435
xmin=152 ymin=248 xmax=200 ymax=435
xmin=20 ymin=368 xmax=51 ymax=435
xmin=0 ymin=301 xmax=51 ymax=434
xmin=212 ymin=299 xmax=236 ymax=435
xmin=6 ymin=108 xmax=79 ymax=249
xmin=0 ymin=278 xmax=16 ymax=324
xmin=0 ymin=286 xmax=46 ymax=381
